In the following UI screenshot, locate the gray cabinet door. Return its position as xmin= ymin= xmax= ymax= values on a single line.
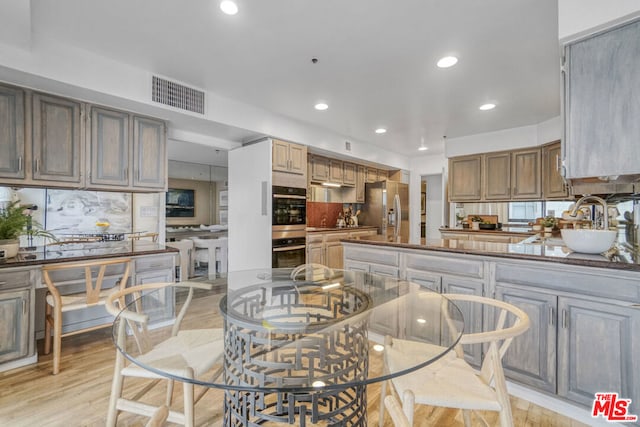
xmin=0 ymin=289 xmax=29 ymax=364
xmin=31 ymin=93 xmax=82 ymax=183
xmin=133 ymin=116 xmax=166 ymax=189
xmin=405 ymin=269 xmax=442 ymax=344
xmin=558 ymin=297 xmax=640 ymax=410
xmin=495 ymin=285 xmax=557 ymax=393
xmin=542 ymin=141 xmax=567 ymax=199
xmin=448 ymin=155 xmax=481 ymax=201
xmin=0 ymin=85 xmax=25 ymax=179
xmin=135 ymin=268 xmax=175 ymax=325
xmin=89 ymin=107 xmax=130 ymax=187
xmin=565 ymin=19 xmax=640 ymax=178
xmin=442 ymin=276 xmax=483 ymax=366
xmin=511 ymin=148 xmax=541 ymax=199
xmin=483 ymin=152 xmax=511 ymax=200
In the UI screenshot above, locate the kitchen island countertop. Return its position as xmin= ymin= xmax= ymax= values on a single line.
xmin=342 ymin=234 xmax=640 ymax=271
xmin=306 ymin=226 xmax=378 ymax=233
xmin=0 ymin=241 xmax=177 ymax=269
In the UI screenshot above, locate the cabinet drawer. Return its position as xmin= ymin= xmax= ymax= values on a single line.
xmin=344 ymin=247 xmax=399 ymax=267
xmin=306 ymin=233 xmax=325 ymax=244
xmin=324 ymin=232 xmax=348 ymax=242
xmin=405 ymin=253 xmax=484 ymax=278
xmin=0 ymin=270 xmax=30 ymax=290
xmin=135 ymin=255 xmax=174 ymax=273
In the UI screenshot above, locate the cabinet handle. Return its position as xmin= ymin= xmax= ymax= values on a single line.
xmin=22 ymin=299 xmax=27 ymax=314
xmin=562 ymin=309 xmax=568 ymax=328
xmin=549 ymin=307 xmax=555 ymax=326
xmin=34 ymin=158 xmax=39 ymax=173
xmin=555 ymin=155 xmax=561 ymax=172
xmin=17 ymin=156 xmax=23 ymax=172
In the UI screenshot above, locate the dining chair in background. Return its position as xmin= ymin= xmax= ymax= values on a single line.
xmin=166 ymin=240 xmax=195 ymax=281
xmin=379 ymin=294 xmax=530 ymax=427
xmin=105 ymin=281 xmax=224 ymax=427
xmin=41 ymin=258 xmax=132 ymax=374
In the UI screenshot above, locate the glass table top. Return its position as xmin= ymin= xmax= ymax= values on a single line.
xmin=112 ymin=268 xmax=463 ymax=393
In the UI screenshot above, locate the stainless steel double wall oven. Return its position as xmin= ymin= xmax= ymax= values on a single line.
xmin=272 ymin=186 xmax=306 ymax=268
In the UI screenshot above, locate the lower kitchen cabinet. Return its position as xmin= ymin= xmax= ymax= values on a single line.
xmin=0 ymin=269 xmax=34 ymax=368
xmin=135 ymin=255 xmax=175 ymax=325
xmin=0 ymin=288 xmax=30 ymax=364
xmin=558 ymin=297 xmax=640 ymax=409
xmin=495 ymin=285 xmax=557 ymax=393
xmin=306 ymin=229 xmax=376 ymax=270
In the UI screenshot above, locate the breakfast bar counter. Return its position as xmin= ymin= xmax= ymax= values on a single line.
xmin=342 ymin=233 xmax=640 ymax=271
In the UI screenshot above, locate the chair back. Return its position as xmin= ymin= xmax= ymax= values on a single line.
xmin=441 ymin=293 xmax=530 ymax=385
xmin=290 ymin=263 xmax=335 ymax=281
xmin=42 ymin=258 xmax=132 ymax=305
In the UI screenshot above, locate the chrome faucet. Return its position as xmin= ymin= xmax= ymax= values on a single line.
xmin=570 ymin=195 xmax=608 ymax=229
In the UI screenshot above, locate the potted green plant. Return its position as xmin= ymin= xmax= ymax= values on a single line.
xmin=0 ymin=201 xmax=55 ymax=258
xmin=541 ymin=216 xmax=556 ymax=233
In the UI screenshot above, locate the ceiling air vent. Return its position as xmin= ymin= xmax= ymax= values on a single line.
xmin=152 ymin=76 xmax=205 ymax=114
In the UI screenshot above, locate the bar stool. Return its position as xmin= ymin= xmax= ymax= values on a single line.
xmin=42 ymin=258 xmax=132 ymax=374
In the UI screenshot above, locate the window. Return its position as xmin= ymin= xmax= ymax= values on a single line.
xmin=508 ymin=201 xmax=575 ymax=223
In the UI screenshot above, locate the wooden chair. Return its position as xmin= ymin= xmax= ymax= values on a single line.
xmin=145 ymin=405 xmax=169 ymax=427
xmin=383 ymin=395 xmax=411 ymax=427
xmin=42 ymin=258 xmax=132 ymax=375
xmin=290 ymin=263 xmax=335 ymax=281
xmin=105 ymin=281 xmax=224 ymax=427
xmin=379 ymin=294 xmax=530 ymax=427
xmin=128 ymin=232 xmax=159 ymax=243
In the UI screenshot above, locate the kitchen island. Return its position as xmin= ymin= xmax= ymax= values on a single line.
xmin=341 ymin=235 xmax=640 ymax=425
xmin=0 ymin=241 xmax=178 ymax=372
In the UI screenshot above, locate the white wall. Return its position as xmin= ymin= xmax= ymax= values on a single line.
xmin=559 ymin=0 xmax=640 ymax=41
xmin=408 ymin=154 xmax=447 ymax=243
xmin=424 ymin=174 xmax=444 ymax=240
xmin=228 ymin=140 xmax=272 ymax=271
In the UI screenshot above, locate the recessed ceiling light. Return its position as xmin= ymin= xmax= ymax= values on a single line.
xmin=479 ymin=103 xmax=496 ymax=111
xmin=375 ymin=128 xmax=387 ymax=134
xmin=418 ymin=137 xmax=428 ymax=151
xmin=437 ymin=56 xmax=458 ymax=68
xmin=314 ymin=102 xmax=329 ymax=111
xmin=220 ymin=1 xmax=238 ymax=15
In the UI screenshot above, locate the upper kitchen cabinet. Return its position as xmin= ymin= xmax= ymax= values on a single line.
xmin=564 ymin=18 xmax=640 ymax=179
xmin=448 ymin=155 xmax=482 ymax=201
xmin=89 ymin=106 xmax=167 ymax=191
xmin=511 ymin=148 xmax=541 ymax=199
xmin=272 ymin=139 xmax=306 ymax=175
xmin=132 ymin=116 xmax=166 ymax=190
xmin=31 ymin=93 xmax=82 ymax=184
xmin=329 ymin=160 xmax=343 ymax=184
xmin=355 ymin=165 xmax=365 ymax=203
xmin=0 ymin=84 xmax=25 ymax=180
xmin=365 ymin=167 xmax=378 ymax=183
xmin=89 ymin=107 xmax=130 ymax=188
xmin=342 ymin=162 xmax=356 ymax=186
xmin=542 ymin=141 xmax=568 ymax=199
xmin=483 ymin=151 xmax=511 ymax=200
xmin=309 ymin=155 xmax=329 ymax=181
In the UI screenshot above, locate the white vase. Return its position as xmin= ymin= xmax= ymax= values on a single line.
xmin=472 ymin=221 xmax=480 ymax=230
xmin=0 ymin=239 xmax=20 ymax=259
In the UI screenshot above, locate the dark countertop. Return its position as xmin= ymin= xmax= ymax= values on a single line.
xmin=342 ymin=234 xmax=640 ymax=272
xmin=0 ymin=241 xmax=177 ymax=269
xmin=439 ymin=226 xmax=536 ymax=235
xmin=307 ymin=226 xmax=378 ymax=233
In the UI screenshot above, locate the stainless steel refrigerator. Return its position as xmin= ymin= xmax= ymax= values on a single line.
xmin=360 ymin=181 xmax=409 ymax=240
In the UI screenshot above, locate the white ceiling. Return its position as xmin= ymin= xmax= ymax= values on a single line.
xmin=28 ymin=0 xmax=561 ymax=159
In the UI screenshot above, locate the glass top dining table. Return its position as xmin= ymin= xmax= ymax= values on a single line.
xmin=112 ymin=267 xmax=464 ymax=426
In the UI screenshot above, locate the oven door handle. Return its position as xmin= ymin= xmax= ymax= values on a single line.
xmin=272 ymin=245 xmax=307 ymax=252
xmin=273 ymin=194 xmax=307 ymax=200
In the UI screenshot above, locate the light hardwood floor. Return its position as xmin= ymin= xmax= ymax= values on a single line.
xmin=0 ymin=289 xmax=587 ymax=427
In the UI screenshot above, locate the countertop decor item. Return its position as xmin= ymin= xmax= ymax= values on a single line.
xmin=0 ymin=201 xmax=56 ymax=258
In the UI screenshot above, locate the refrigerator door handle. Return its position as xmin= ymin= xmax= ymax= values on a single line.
xmin=394 ymin=193 xmax=401 ymax=238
